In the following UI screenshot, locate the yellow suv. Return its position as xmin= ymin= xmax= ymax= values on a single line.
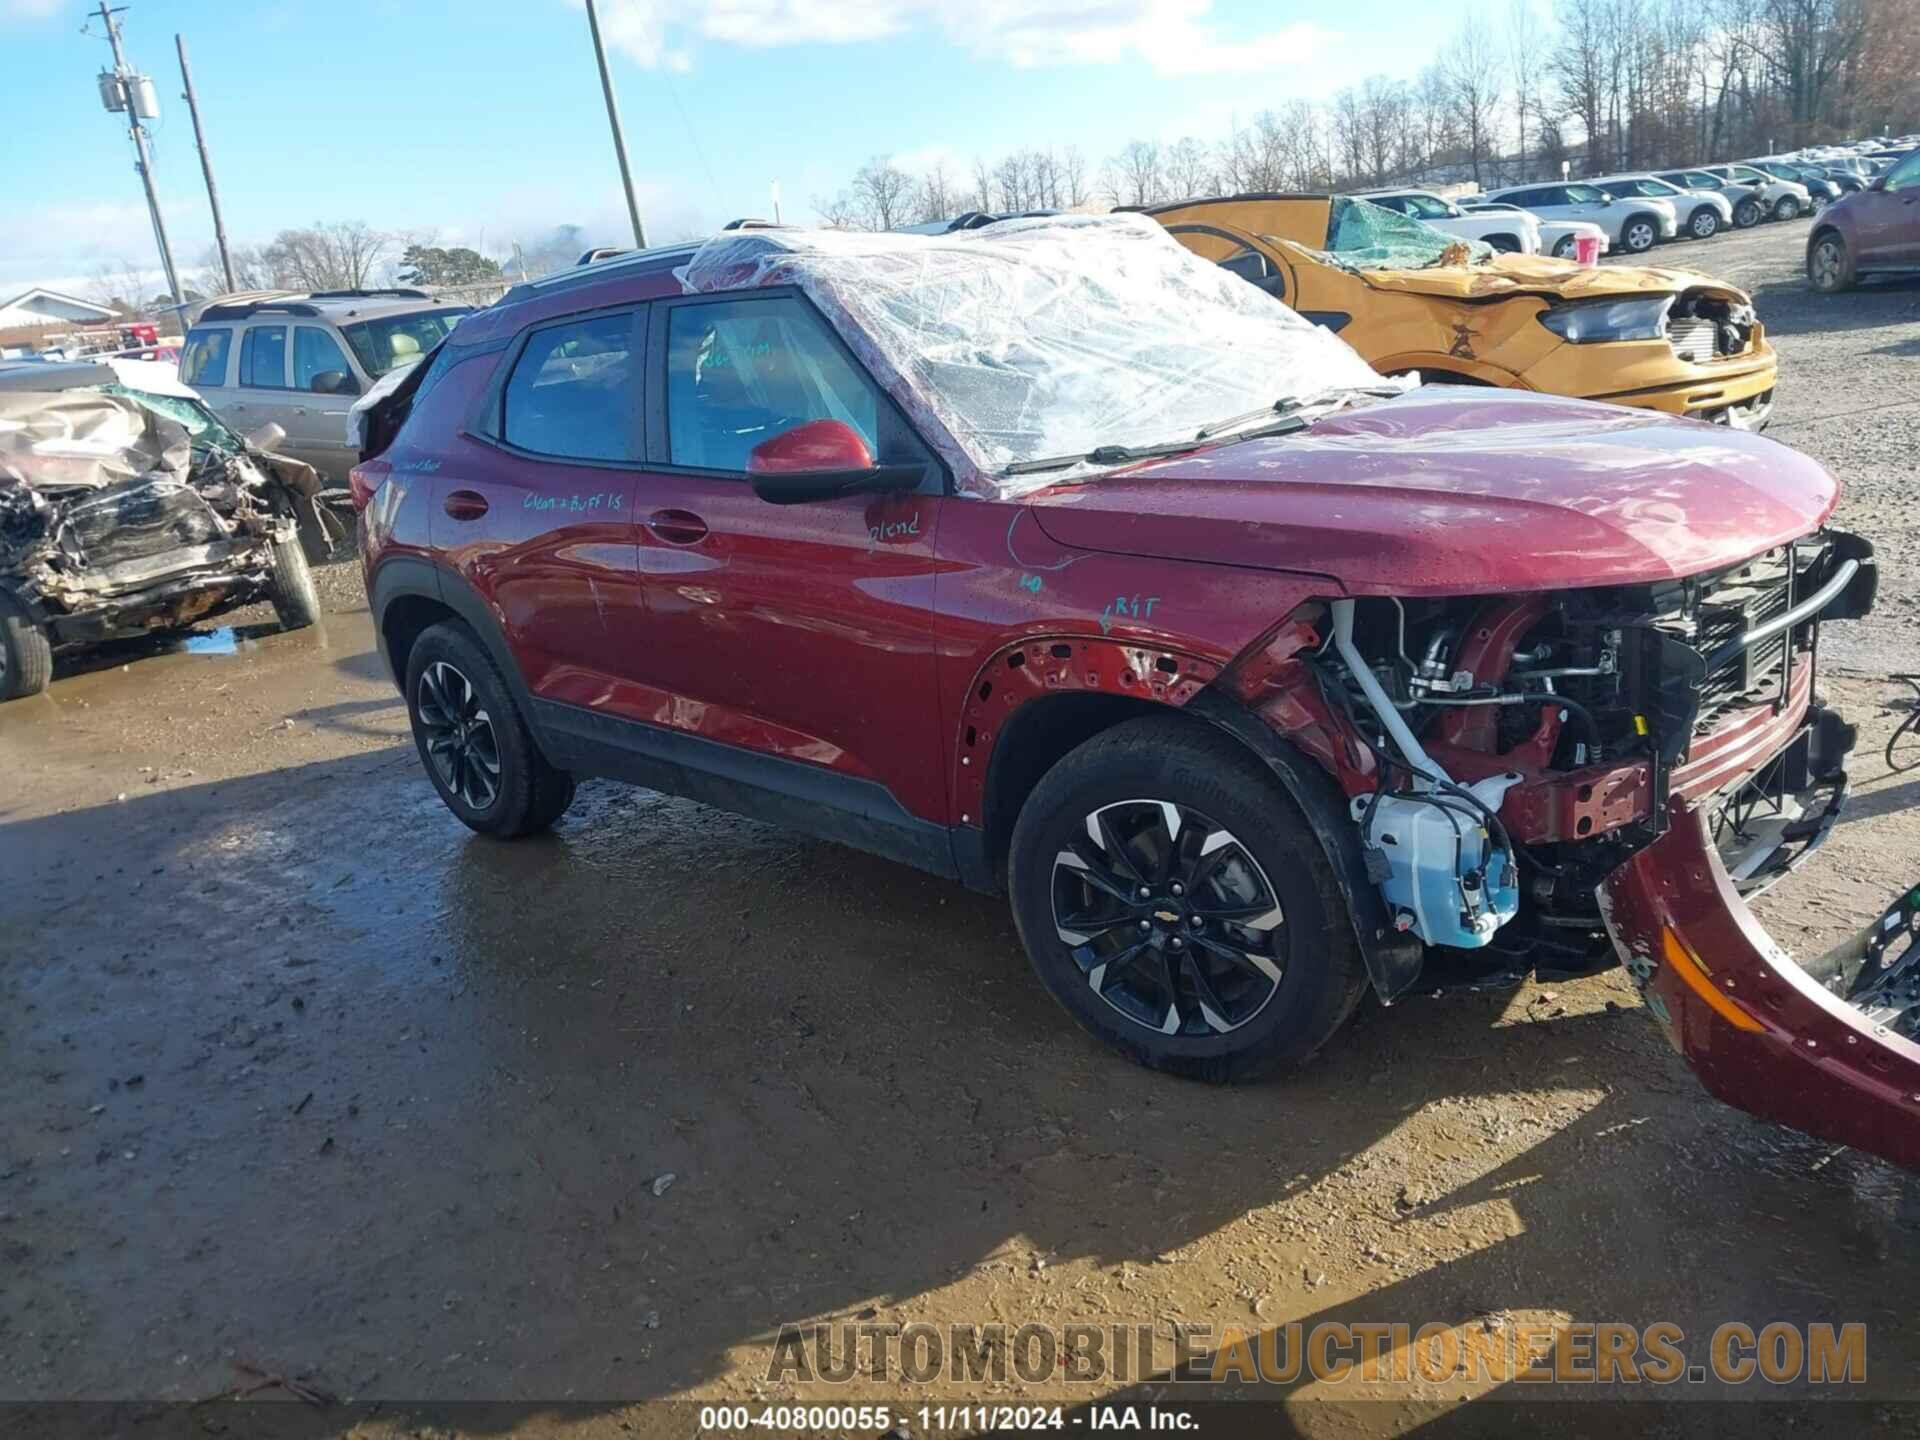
xmin=1141 ymin=194 xmax=1778 ymax=428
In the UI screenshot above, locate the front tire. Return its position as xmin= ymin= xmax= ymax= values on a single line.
xmin=266 ymin=531 xmax=322 ymax=631
xmin=1733 ymin=198 xmax=1762 ymax=228
xmin=1620 ymin=215 xmax=1658 ymax=253
xmin=1551 ymin=235 xmax=1578 ymax=259
xmin=1808 ymin=231 xmax=1854 ymax=293
xmin=404 ymin=620 xmax=576 ymax=837
xmin=1007 ymin=716 xmax=1368 ymax=1082
xmin=1688 ymin=206 xmax=1721 ymax=239
xmin=1773 ymin=195 xmax=1802 ymax=221
xmin=0 ymin=587 xmax=52 ymax=701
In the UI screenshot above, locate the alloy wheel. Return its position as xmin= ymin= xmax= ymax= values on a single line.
xmin=1050 ymin=798 xmax=1285 ymax=1037
xmin=416 ymin=660 xmax=502 ymax=811
xmin=1552 ymin=236 xmax=1576 ymax=259
xmin=1691 ymin=211 xmax=1718 ymax=238
xmin=1625 ymin=221 xmax=1655 ymax=251
xmin=1810 ymin=239 xmax=1844 ymax=291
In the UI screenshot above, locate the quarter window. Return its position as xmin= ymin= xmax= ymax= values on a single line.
xmin=664 ymin=296 xmax=885 ymax=474
xmin=180 ymin=327 xmax=231 ymax=387
xmin=238 ymin=325 xmax=288 ymax=388
xmin=501 ymin=311 xmax=639 ymax=462
xmin=293 ymin=327 xmax=357 ymax=392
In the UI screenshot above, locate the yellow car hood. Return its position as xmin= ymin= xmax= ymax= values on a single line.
xmin=1276 ymin=242 xmax=1745 ymax=302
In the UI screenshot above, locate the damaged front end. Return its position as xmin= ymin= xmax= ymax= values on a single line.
xmin=1229 ymin=530 xmax=1918 ymax=1166
xmin=0 ymin=380 xmax=315 ymax=647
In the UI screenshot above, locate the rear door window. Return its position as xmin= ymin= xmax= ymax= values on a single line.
xmin=238 ymin=324 xmax=289 ymax=388
xmin=180 ymin=327 xmax=231 ymax=387
xmin=500 ymin=311 xmax=641 ymax=462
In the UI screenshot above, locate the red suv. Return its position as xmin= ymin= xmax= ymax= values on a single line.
xmin=355 ymin=216 xmax=1916 ymax=1171
xmin=1808 ymin=147 xmax=1920 ymax=290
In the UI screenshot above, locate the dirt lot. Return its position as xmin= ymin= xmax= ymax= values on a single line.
xmin=4 ymin=218 xmax=1920 ymax=1433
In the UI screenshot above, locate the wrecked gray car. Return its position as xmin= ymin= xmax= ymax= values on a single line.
xmin=0 ymin=360 xmax=323 ymax=701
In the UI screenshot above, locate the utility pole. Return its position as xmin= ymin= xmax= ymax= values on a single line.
xmin=91 ymin=3 xmax=182 ymax=306
xmin=175 ymin=34 xmax=234 ymax=294
xmin=583 ymin=0 xmax=647 ymax=249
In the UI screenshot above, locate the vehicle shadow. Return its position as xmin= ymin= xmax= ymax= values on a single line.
xmin=4 ymin=754 xmax=1916 ymax=1419
xmin=1751 ymin=273 xmax=1920 ymax=339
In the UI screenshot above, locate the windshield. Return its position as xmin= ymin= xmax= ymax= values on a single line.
xmin=1320 ymin=195 xmax=1493 ymax=271
xmin=340 ymin=308 xmax=472 ymax=377
xmin=102 ymin=384 xmax=241 ymax=452
xmin=677 ymin=213 xmax=1389 ymax=499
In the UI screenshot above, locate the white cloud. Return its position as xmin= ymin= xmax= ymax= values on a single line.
xmin=578 ymin=0 xmax=1335 ymax=76
xmin=2 ymin=0 xmax=66 ymax=20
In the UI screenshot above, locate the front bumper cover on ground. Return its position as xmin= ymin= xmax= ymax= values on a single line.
xmin=1602 ymin=766 xmax=1920 ymax=1172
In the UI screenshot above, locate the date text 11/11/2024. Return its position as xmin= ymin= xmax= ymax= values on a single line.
xmin=695 ymin=1404 xmax=1193 ymax=1432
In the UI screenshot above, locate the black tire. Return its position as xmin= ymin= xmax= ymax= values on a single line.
xmin=1888 ymin=709 xmax=1920 ymax=774
xmin=266 ymin=531 xmax=322 ymax=631
xmin=1551 ymin=234 xmax=1578 ymax=259
xmin=1807 ymin=230 xmax=1854 ymax=293
xmin=1733 ymin=198 xmax=1762 ymax=228
xmin=404 ymin=619 xmax=575 ymax=837
xmin=1688 ymin=206 xmax=1721 ymax=240
xmin=1007 ymin=716 xmax=1369 ymax=1082
xmin=0 ymin=587 xmax=53 ymax=701
xmin=1772 ymin=194 xmax=1801 ymax=221
xmin=1620 ymin=214 xmax=1659 ymax=253
xmin=1486 ymin=234 xmax=1520 ymax=254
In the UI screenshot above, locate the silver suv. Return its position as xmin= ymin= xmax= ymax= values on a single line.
xmin=1589 ymin=172 xmax=1733 ymax=240
xmin=1482 ymin=181 xmax=1678 ymax=253
xmin=178 ymin=289 xmax=472 ymax=483
xmin=1654 ymin=169 xmax=1765 ymax=229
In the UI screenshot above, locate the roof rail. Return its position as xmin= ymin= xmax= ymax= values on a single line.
xmin=306 ymin=287 xmax=433 ymax=300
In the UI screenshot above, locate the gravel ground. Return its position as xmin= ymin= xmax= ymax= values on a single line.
xmin=2 ymin=217 xmax=1918 ymax=1437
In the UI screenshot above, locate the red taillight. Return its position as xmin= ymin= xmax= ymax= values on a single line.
xmin=347 ymin=463 xmax=381 ymax=511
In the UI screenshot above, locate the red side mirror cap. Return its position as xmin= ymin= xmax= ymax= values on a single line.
xmin=747 ymin=419 xmax=874 ymax=475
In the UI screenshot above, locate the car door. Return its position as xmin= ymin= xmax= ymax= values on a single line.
xmin=282 ymin=325 xmax=363 ymax=482
xmin=434 ymin=305 xmax=646 ymax=713
xmin=1854 ymin=150 xmax=1920 ymax=268
xmin=625 ymin=287 xmax=949 ymax=835
xmin=229 ymin=322 xmax=298 ymax=445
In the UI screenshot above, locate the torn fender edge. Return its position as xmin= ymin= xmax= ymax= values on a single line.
xmin=1601 ymin=796 xmax=1920 ymax=1172
xmin=1187 ymin=689 xmax=1425 ymax=1002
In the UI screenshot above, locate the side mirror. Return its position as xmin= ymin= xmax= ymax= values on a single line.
xmin=310 ymin=370 xmax=359 ymax=396
xmin=746 ymin=419 xmax=923 ymax=505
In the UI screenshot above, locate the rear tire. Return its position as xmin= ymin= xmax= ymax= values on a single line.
xmin=1733 ymin=198 xmax=1763 ymax=228
xmin=1688 ymin=206 xmax=1721 ymax=239
xmin=0 ymin=587 xmax=52 ymax=701
xmin=404 ymin=620 xmax=576 ymax=837
xmin=266 ymin=531 xmax=322 ymax=631
xmin=1007 ymin=716 xmax=1368 ymax=1082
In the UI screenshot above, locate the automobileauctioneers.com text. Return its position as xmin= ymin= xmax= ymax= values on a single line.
xmin=764 ymin=1319 xmax=1866 ymax=1388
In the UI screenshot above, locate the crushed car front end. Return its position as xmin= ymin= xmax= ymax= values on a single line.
xmin=1234 ymin=529 xmax=1905 ymax=1164
xmin=0 ymin=363 xmax=322 ymax=659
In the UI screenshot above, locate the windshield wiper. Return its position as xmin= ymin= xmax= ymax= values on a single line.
xmin=1001 ymin=439 xmax=1201 ymax=476
xmin=1195 ymin=398 xmax=1304 ymax=440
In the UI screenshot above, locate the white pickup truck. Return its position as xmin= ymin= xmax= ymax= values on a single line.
xmin=1354 ymin=189 xmax=1542 ymax=254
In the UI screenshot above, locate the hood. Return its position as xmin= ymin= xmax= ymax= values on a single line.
xmin=1025 ymin=390 xmax=1839 ymax=597
xmin=1277 ymin=240 xmax=1745 ymax=302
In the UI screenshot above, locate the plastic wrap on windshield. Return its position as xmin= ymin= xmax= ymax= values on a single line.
xmin=677 ymin=212 xmax=1392 ymax=498
xmin=1317 ymin=197 xmax=1494 ymax=272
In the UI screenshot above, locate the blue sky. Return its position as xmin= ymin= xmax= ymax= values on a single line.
xmin=0 ymin=0 xmax=1460 ymax=296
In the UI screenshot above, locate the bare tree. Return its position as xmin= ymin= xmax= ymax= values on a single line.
xmin=261 ymin=221 xmax=391 ymax=291
xmin=1162 ymin=137 xmax=1217 ymax=202
xmin=1444 ymin=15 xmax=1505 ymax=185
xmin=851 ymin=155 xmax=916 ymax=231
xmin=1508 ymin=0 xmax=1549 ymax=181
xmin=916 ymin=160 xmax=959 ymax=223
xmin=1106 ymin=140 xmax=1165 ymax=207
xmin=1059 ymin=146 xmax=1090 ymax=207
xmin=812 ymin=190 xmax=867 ymax=229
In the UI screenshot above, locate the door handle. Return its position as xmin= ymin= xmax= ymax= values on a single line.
xmin=443 ymin=489 xmax=490 ymax=521
xmin=645 ymin=508 xmax=709 ymax=545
